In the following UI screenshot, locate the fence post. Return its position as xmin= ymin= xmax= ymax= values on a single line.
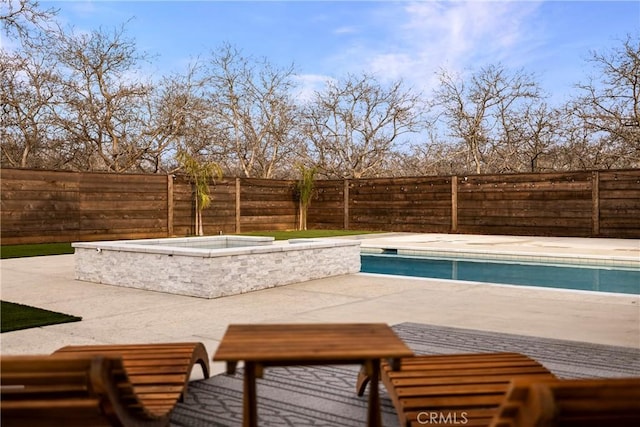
xmin=344 ymin=179 xmax=350 ymax=230
xmin=451 ymin=175 xmax=458 ymax=233
xmin=235 ymin=177 xmax=241 ymax=233
xmin=167 ymin=174 xmax=174 ymax=237
xmin=592 ymin=171 xmax=600 ymax=237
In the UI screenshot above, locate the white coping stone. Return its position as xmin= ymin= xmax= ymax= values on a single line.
xmin=360 ymin=244 xmax=640 ymax=269
xmin=73 ymin=237 xmax=361 ymax=299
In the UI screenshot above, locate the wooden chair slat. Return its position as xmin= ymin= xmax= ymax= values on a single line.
xmin=490 ymin=377 xmax=640 ymax=427
xmin=2 ymin=342 xmax=211 ymax=427
xmin=359 ymin=352 xmax=556 ymax=427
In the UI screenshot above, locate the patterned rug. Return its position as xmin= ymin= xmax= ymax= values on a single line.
xmin=170 ymin=322 xmax=640 ymax=426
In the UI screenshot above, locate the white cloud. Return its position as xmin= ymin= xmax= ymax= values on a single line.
xmin=292 ymin=73 xmax=334 ymax=103
xmin=66 ymin=1 xmax=101 ymax=17
xmin=333 ymin=26 xmax=358 ymax=35
xmin=327 ymin=1 xmax=545 ymax=94
xmin=367 ymin=52 xmax=416 ymax=81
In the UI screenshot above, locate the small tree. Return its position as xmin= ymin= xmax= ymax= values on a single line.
xmin=176 ymin=150 xmax=222 ymax=236
xmin=295 ymin=165 xmax=316 ymax=231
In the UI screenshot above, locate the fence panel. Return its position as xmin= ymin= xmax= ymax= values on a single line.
xmin=457 ymin=172 xmax=593 ymax=236
xmin=239 ymin=178 xmax=297 ymax=231
xmin=598 ymin=170 xmax=640 ymax=238
xmin=346 ymin=176 xmax=452 ymax=232
xmin=1 ymin=169 xmax=80 ymax=244
xmin=202 ymin=179 xmax=237 ymax=235
xmin=307 ymin=180 xmax=345 ymax=230
xmin=77 ymin=172 xmax=169 ymax=241
xmin=171 ymin=179 xmax=194 ymax=237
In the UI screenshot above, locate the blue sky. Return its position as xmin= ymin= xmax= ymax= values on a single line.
xmin=40 ymin=1 xmax=639 ymax=103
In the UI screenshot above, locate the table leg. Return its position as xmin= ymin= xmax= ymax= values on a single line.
xmin=243 ymin=362 xmax=258 ymax=427
xmin=366 ymin=359 xmax=382 ymax=427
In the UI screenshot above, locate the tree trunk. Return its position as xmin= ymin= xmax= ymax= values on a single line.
xmin=194 ymin=194 xmax=203 ymax=236
xmin=298 ymin=200 xmax=307 ymax=231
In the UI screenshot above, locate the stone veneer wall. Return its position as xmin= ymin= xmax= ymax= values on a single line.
xmin=74 ymin=239 xmax=361 ymax=298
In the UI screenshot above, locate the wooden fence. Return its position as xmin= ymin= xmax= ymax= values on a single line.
xmin=1 ymin=168 xmax=638 ymax=244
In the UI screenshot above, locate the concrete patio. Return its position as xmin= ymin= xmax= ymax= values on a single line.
xmin=1 ymin=233 xmax=638 ymax=376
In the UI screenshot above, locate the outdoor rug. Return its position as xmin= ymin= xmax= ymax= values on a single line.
xmin=170 ymin=322 xmax=640 ymax=427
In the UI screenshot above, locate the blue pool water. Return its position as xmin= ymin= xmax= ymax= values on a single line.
xmin=360 ymin=254 xmax=640 ymax=295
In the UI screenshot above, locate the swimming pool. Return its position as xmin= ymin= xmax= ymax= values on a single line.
xmin=360 ymin=254 xmax=640 ymax=295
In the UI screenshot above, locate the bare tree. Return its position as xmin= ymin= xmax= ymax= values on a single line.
xmin=569 ymin=35 xmax=640 ymax=168
xmin=493 ymin=102 xmax=562 ymax=172
xmin=0 ymin=47 xmax=62 ymax=168
xmin=144 ymin=62 xmax=230 ymax=173
xmin=303 ymin=73 xmax=423 ymax=178
xmin=0 ymin=0 xmax=57 ymax=42
xmin=50 ymin=24 xmax=170 ymax=172
xmin=204 ymin=44 xmax=302 ymax=178
xmin=0 ymin=0 xmax=76 ymax=169
xmin=554 ymin=105 xmax=628 ymax=170
xmin=433 ymin=64 xmax=541 ymax=174
xmin=401 ymin=139 xmax=469 ymax=177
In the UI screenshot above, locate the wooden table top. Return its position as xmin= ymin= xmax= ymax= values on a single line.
xmin=213 ymin=323 xmax=414 ymax=363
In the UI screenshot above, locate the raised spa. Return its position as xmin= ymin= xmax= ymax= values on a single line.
xmin=73 ymin=236 xmax=361 ymax=298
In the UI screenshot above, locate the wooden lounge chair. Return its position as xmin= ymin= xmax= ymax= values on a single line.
xmin=1 ymin=354 xmax=170 ymax=427
xmin=357 ymin=352 xmax=557 ymax=427
xmin=2 ymin=342 xmax=210 ymax=427
xmin=52 ymin=342 xmax=210 ymax=413
xmin=490 ymin=377 xmax=640 ymax=427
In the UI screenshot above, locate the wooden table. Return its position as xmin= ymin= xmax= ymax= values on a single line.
xmin=213 ymin=323 xmax=414 ymax=427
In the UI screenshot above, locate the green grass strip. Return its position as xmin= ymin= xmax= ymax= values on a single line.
xmin=237 ymin=229 xmax=381 ymax=240
xmin=0 ymin=243 xmax=74 ymax=259
xmin=1 ymin=301 xmax=82 ymax=333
